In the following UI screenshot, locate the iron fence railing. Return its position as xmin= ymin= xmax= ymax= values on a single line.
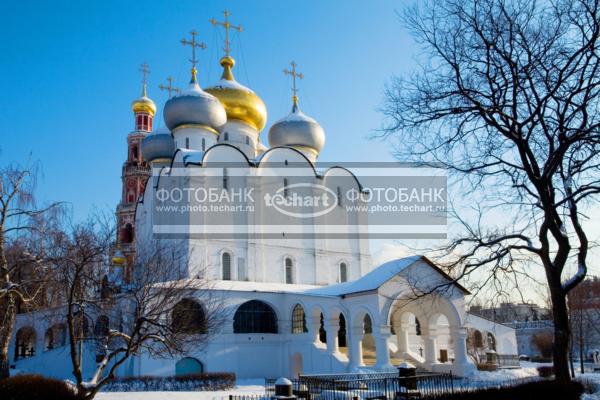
xmin=264 ymin=373 xmax=542 ymax=400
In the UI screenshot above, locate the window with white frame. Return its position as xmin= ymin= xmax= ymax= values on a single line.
xmin=339 ymin=262 xmax=348 ymax=283
xmin=285 ymin=257 xmax=293 ymax=284
xmin=222 ymin=252 xmax=232 ymax=280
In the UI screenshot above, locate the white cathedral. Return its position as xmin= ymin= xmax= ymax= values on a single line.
xmin=9 ymin=14 xmax=518 ymax=381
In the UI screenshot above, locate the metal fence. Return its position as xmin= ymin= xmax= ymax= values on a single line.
xmin=264 ymin=373 xmax=541 ymax=400
xmin=265 ymin=373 xmax=454 ymax=400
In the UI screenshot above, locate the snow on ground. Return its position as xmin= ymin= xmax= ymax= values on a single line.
xmin=96 ymin=379 xmax=265 ymax=400
xmin=95 ymin=364 xmax=600 ymax=399
xmin=469 ymin=361 xmax=544 ymax=381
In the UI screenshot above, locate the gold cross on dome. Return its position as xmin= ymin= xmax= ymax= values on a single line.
xmin=139 ymin=62 xmax=150 ymax=95
xmin=159 ymin=76 xmax=181 ymax=98
xmin=209 ymin=10 xmax=242 ymax=57
xmin=283 ymin=61 xmax=304 ymax=104
xmin=181 ymin=31 xmax=207 ymax=73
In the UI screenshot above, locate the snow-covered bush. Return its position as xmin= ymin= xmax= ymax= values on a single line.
xmin=101 ymin=372 xmax=236 ymax=392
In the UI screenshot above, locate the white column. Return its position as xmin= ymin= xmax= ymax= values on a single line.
xmin=374 ymin=325 xmax=394 ymax=371
xmin=397 ymin=325 xmax=409 ymax=355
xmin=324 ymin=320 xmax=339 ymax=354
xmin=348 ymin=327 xmax=364 ymax=370
xmin=451 ymin=327 xmax=469 ymax=365
xmin=309 ymin=315 xmax=321 ymax=344
xmin=425 ymin=328 xmax=439 ymax=366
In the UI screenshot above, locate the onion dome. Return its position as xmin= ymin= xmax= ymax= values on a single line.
xmin=141 ymin=126 xmax=175 ymax=164
xmin=205 ymin=56 xmax=267 ymax=132
xmin=268 ymin=98 xmax=325 ymax=159
xmin=112 ymin=250 xmax=126 ymax=266
xmin=131 ymin=84 xmax=157 ymax=116
xmin=163 ymin=68 xmax=227 ymax=133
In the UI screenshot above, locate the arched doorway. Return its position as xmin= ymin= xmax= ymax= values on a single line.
xmin=175 ymin=357 xmax=204 ymax=376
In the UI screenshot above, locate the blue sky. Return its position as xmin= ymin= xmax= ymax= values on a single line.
xmin=0 ymin=0 xmax=414 ymax=219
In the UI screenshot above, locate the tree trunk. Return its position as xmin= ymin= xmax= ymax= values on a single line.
xmin=0 ymin=302 xmax=15 ymax=379
xmin=551 ymin=285 xmax=571 ymax=382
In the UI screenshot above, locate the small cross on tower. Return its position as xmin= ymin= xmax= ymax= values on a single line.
xmin=209 ymin=10 xmax=243 ymax=57
xmin=283 ymin=61 xmax=304 ymax=106
xmin=180 ymin=31 xmax=207 ymax=80
xmin=139 ymin=62 xmax=150 ymax=96
xmin=159 ymin=76 xmax=181 ymax=98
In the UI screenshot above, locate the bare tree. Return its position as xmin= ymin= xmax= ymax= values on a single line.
xmin=49 ymin=219 xmax=225 ymax=399
xmin=382 ymin=0 xmax=600 ymax=382
xmin=0 ymin=164 xmax=62 ymax=378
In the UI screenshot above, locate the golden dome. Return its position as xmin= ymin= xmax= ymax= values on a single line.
xmin=131 ymin=84 xmax=157 ymax=116
xmin=205 ymin=56 xmax=267 ymax=132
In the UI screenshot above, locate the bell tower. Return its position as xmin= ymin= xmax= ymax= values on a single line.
xmin=115 ymin=63 xmax=155 ymax=281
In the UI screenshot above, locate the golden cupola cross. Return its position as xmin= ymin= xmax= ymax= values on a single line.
xmin=209 ymin=10 xmax=242 ymax=57
xmin=139 ymin=62 xmax=150 ymax=96
xmin=159 ymin=76 xmax=181 ymax=98
xmin=284 ymin=61 xmax=304 ymax=106
xmin=180 ymin=30 xmax=206 ymax=81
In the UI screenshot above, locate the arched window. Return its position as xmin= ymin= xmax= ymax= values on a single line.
xmin=291 ymin=304 xmax=307 ymax=334
xmin=185 ymin=137 xmax=190 ymax=149
xmin=473 ymin=330 xmax=483 ymax=348
xmin=176 ymin=357 xmax=204 ymax=376
xmin=285 ymin=257 xmax=293 ymax=284
xmin=339 ymin=262 xmax=348 ymax=283
xmin=363 ymin=314 xmax=373 ymax=334
xmin=171 ymin=299 xmax=207 ymax=334
xmin=224 ymin=132 xmax=229 ymax=141
xmin=283 ymin=178 xmax=289 ymax=198
xmin=487 ymin=332 xmax=496 ymax=351
xmin=245 ymin=136 xmax=250 ymax=145
xmin=233 ymin=300 xmax=278 ymax=333
xmin=44 ymin=324 xmax=66 ymax=351
xmin=319 ymin=313 xmax=327 ymax=343
xmin=415 ymin=317 xmax=422 ymax=336
xmin=15 ymin=327 xmax=36 ymax=360
xmin=222 ymin=252 xmax=232 ymax=280
xmin=338 ymin=313 xmax=347 ymax=347
xmin=122 ymin=224 xmax=134 ymax=243
xmin=202 ymin=138 xmax=206 ymax=151
xmin=94 ymin=315 xmax=110 ymax=337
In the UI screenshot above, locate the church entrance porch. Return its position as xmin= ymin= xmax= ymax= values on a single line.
xmin=388 ymin=296 xmax=475 ymax=375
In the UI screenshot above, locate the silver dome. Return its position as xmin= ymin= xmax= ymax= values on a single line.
xmin=141 ymin=127 xmax=175 ymax=163
xmin=268 ymin=104 xmax=325 ymax=153
xmin=163 ymin=81 xmax=227 ymax=132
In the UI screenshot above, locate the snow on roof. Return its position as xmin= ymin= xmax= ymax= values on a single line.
xmin=210 ymin=280 xmax=323 ymax=294
xmin=306 ymin=256 xmax=422 ymax=296
xmin=153 ymin=256 xmax=426 ymax=298
xmin=210 ymin=79 xmax=254 ymax=92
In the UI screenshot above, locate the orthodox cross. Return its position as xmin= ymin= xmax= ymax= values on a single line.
xmin=180 ymin=30 xmax=206 ymax=75
xmin=209 ymin=10 xmax=242 ymax=57
xmin=139 ymin=62 xmax=150 ymax=95
xmin=283 ymin=61 xmax=304 ymax=104
xmin=159 ymin=76 xmax=181 ymax=98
